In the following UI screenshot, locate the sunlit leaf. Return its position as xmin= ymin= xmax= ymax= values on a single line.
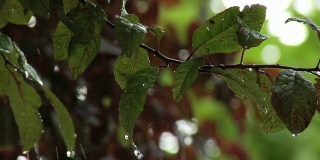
xmin=272 ymin=69 xmax=317 ymax=134
xmin=53 ymin=22 xmax=74 ymax=61
xmin=211 ymin=68 xmax=285 ymax=133
xmin=115 ymin=15 xmax=147 ymax=57
xmin=119 ymin=67 xmax=159 ymax=136
xmin=172 ymin=57 xmax=205 ymax=101
xmin=0 ymin=56 xmax=42 ymax=151
xmin=114 ymin=48 xmax=150 ymax=89
xmin=42 ymin=88 xmax=76 ymax=150
xmin=192 ymin=4 xmax=266 ymax=55
xmin=237 ymin=17 xmax=269 ymax=49
xmin=18 ymin=0 xmax=50 ymax=18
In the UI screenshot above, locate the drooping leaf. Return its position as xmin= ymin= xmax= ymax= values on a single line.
xmin=192 ymin=4 xmax=266 ymax=55
xmin=149 ymin=25 xmax=165 ymax=41
xmin=0 ymin=55 xmax=42 ymax=151
xmin=0 ymin=95 xmax=20 ymax=148
xmin=42 ymin=88 xmax=76 ymax=150
xmin=271 ymin=69 xmax=317 ymax=134
xmin=18 ymin=0 xmax=50 ymax=18
xmin=172 ymin=57 xmax=205 ymax=101
xmin=114 ymin=48 xmax=150 ymax=89
xmin=119 ymin=67 xmax=159 ymax=136
xmin=0 ymin=33 xmax=13 ymax=54
xmin=285 ymin=17 xmax=320 ymax=41
xmin=211 ymin=68 xmax=285 ymax=133
xmin=114 ymin=15 xmax=147 ymax=57
xmin=237 ymin=17 xmax=269 ymax=49
xmin=53 ymin=22 xmax=74 ymax=61
xmin=58 ymin=3 xmax=106 ymax=79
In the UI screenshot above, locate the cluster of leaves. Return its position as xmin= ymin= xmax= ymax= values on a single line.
xmin=1 ymin=0 xmax=320 ymax=158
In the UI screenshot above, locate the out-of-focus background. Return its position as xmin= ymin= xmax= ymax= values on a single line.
xmin=3 ymin=0 xmax=320 ymax=159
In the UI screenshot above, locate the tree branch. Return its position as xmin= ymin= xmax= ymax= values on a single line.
xmin=106 ymin=19 xmax=320 ymax=75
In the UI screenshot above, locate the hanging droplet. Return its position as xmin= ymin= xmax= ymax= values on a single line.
xmin=134 ymin=149 xmax=143 ymax=159
xmin=124 ymin=134 xmax=129 ymax=140
xmin=292 ymin=134 xmax=299 ymax=137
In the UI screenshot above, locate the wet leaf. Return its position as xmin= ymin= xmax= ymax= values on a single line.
xmin=43 ymin=88 xmax=76 ymax=150
xmin=0 ymin=33 xmax=13 ymax=54
xmin=211 ymin=68 xmax=285 ymax=133
xmin=192 ymin=4 xmax=266 ymax=55
xmin=115 ymin=15 xmax=147 ymax=57
xmin=237 ymin=17 xmax=268 ymax=49
xmin=0 ymin=56 xmax=42 ymax=151
xmin=114 ymin=48 xmax=150 ymax=89
xmin=53 ymin=22 xmax=74 ymax=61
xmin=15 ymin=44 xmax=43 ymax=85
xmin=0 ymin=95 xmax=20 ymax=147
xmin=119 ymin=67 xmax=159 ymax=136
xmin=172 ymin=57 xmax=205 ymax=101
xmin=272 ymin=69 xmax=317 ymax=134
xmin=18 ymin=0 xmax=50 ymax=18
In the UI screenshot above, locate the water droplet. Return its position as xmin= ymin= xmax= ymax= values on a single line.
xmin=292 ymin=134 xmax=298 ymax=137
xmin=134 ymin=149 xmax=143 ymax=159
xmin=206 ymin=26 xmax=210 ymax=31
xmin=124 ymin=134 xmax=129 ymax=140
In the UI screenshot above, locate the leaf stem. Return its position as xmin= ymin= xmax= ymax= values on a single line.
xmin=240 ymin=48 xmax=246 ymax=64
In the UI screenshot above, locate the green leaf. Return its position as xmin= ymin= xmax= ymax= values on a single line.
xmin=58 ymin=3 xmax=106 ymax=79
xmin=63 ymin=0 xmax=79 ymax=13
xmin=192 ymin=4 xmax=266 ymax=55
xmin=68 ymin=35 xmax=100 ymax=79
xmin=172 ymin=57 xmax=205 ymax=101
xmin=18 ymin=0 xmax=50 ymax=18
xmin=8 ymin=0 xmax=33 ymax=25
xmin=53 ymin=22 xmax=74 ymax=61
xmin=114 ymin=48 xmax=150 ymax=89
xmin=119 ymin=67 xmax=159 ymax=136
xmin=0 ymin=33 xmax=13 ymax=54
xmin=114 ymin=15 xmax=147 ymax=57
xmin=0 ymin=56 xmax=42 ymax=151
xmin=211 ymin=68 xmax=285 ymax=133
xmin=15 ymin=44 xmax=43 ymax=85
xmin=149 ymin=25 xmax=165 ymax=41
xmin=0 ymin=0 xmax=12 ymax=28
xmin=42 ymin=88 xmax=76 ymax=150
xmin=271 ymin=69 xmax=317 ymax=134
xmin=237 ymin=17 xmax=268 ymax=49
xmin=0 ymin=95 xmax=20 ymax=148
xmin=240 ymin=4 xmax=266 ymax=31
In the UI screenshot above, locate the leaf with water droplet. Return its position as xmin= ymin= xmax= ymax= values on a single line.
xmin=211 ymin=68 xmax=285 ymax=133
xmin=172 ymin=57 xmax=205 ymax=101
xmin=18 ymin=0 xmax=50 ymax=18
xmin=272 ymin=69 xmax=317 ymax=134
xmin=119 ymin=67 xmax=158 ymax=137
xmin=0 ymin=56 xmax=42 ymax=151
xmin=192 ymin=4 xmax=266 ymax=55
